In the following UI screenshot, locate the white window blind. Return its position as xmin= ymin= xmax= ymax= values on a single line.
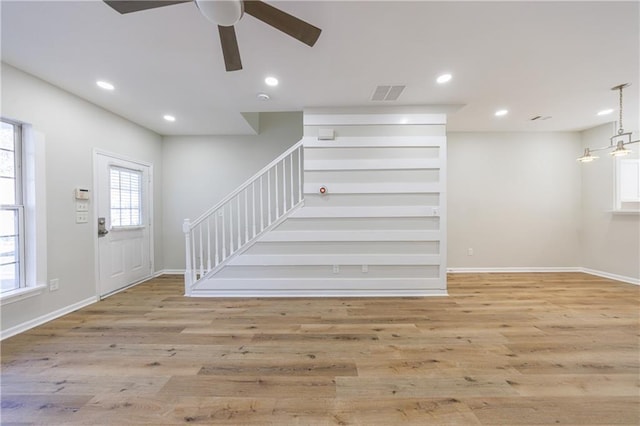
xmin=110 ymin=166 xmax=142 ymax=227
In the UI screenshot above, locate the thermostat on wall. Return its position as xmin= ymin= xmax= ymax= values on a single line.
xmin=75 ymin=188 xmax=90 ymax=200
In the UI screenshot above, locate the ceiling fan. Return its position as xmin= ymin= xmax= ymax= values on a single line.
xmin=104 ymin=0 xmax=322 ymax=72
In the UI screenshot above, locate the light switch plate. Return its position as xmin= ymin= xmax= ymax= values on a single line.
xmin=76 ymin=212 xmax=89 ymax=223
xmin=76 ymin=202 xmax=89 ymax=212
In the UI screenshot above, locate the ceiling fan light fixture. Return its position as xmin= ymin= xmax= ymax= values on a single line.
xmin=195 ymin=0 xmax=244 ymax=26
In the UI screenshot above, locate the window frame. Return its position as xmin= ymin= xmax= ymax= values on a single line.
xmin=1 ymin=118 xmax=26 ymax=294
xmin=109 ymin=165 xmax=144 ymax=229
xmin=0 ymin=118 xmax=47 ymax=306
xmin=614 ymin=155 xmax=640 ymax=213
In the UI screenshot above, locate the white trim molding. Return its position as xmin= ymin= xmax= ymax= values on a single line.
xmin=155 ymin=269 xmax=186 ymax=276
xmin=447 ymin=267 xmax=582 ymax=273
xmin=447 ymin=267 xmax=639 ymax=285
xmin=0 ymin=296 xmax=97 ymax=340
xmin=582 ymin=268 xmax=639 ymax=285
xmin=0 ymin=284 xmax=46 ymax=306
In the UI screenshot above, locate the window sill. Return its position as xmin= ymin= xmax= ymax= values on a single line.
xmin=111 ymin=226 xmax=145 ymax=231
xmin=0 ymin=284 xmax=46 ymax=306
xmin=610 ymin=210 xmax=640 ymax=215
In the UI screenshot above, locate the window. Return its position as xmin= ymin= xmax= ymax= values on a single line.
xmin=110 ymin=166 xmax=142 ymax=227
xmin=0 ymin=120 xmax=24 ymax=293
xmin=0 ymin=118 xmax=47 ymax=306
xmin=615 ymin=157 xmax=640 ymax=212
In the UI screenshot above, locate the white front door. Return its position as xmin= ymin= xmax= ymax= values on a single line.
xmin=95 ymin=152 xmax=152 ymax=297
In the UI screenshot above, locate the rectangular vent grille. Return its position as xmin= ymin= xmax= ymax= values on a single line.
xmin=530 ymin=115 xmax=552 ymax=121
xmin=371 ymin=85 xmax=405 ymax=101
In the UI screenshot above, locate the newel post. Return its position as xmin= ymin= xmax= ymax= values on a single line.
xmin=183 ymin=219 xmax=193 ymax=296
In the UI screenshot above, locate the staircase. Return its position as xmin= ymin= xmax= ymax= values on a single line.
xmin=184 ymin=111 xmax=448 ymax=297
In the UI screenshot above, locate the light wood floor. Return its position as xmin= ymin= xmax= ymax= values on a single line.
xmin=1 ymin=273 xmax=638 ymax=425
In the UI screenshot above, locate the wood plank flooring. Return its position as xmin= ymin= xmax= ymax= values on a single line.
xmin=1 ymin=273 xmax=638 ymax=425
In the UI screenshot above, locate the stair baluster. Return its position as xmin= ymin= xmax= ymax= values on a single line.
xmin=183 ymin=141 xmax=304 ymax=294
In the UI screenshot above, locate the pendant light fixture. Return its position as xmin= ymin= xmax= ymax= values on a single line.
xmin=578 ymin=83 xmax=639 ymax=163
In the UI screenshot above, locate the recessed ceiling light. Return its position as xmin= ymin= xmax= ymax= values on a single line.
xmin=96 ymin=80 xmax=114 ymax=91
xmin=436 ymin=73 xmax=452 ymax=84
xmin=265 ymin=76 xmax=278 ymax=87
xmin=495 ymin=109 xmax=509 ymax=117
xmin=257 ymin=93 xmax=270 ymax=101
xmin=163 ymin=115 xmax=176 ymax=122
xmin=597 ymin=109 xmax=614 ymax=116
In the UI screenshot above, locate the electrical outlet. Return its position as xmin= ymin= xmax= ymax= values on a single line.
xmin=333 ymin=265 xmax=339 ymax=274
xmin=467 ymin=248 xmax=474 ymax=256
xmin=49 ymin=279 xmax=59 ymax=291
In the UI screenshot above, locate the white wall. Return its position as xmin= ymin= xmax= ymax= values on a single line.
xmin=580 ymin=123 xmax=640 ymax=280
xmin=447 ymin=132 xmax=582 ymax=269
xmin=161 ymin=112 xmax=302 ymax=270
xmin=1 ymin=63 xmax=163 ymax=333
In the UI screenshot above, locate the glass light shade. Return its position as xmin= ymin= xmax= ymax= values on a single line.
xmin=195 ymin=0 xmax=243 ymax=26
xmin=610 ymin=141 xmax=631 ymax=157
xmin=577 ymin=148 xmax=598 ymax=162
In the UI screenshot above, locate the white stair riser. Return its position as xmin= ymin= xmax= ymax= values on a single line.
xmin=261 ymin=230 xmax=441 ymax=242
xmin=228 ymin=254 xmax=440 ymax=266
xmin=245 ymin=241 xmax=439 ymax=256
xmin=275 ymin=217 xmax=440 ymax=231
xmin=194 ymin=278 xmax=445 ymax=291
xmin=213 ymin=264 xmax=439 ymax=279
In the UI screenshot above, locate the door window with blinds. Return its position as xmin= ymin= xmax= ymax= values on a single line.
xmin=110 ymin=166 xmax=143 ymax=227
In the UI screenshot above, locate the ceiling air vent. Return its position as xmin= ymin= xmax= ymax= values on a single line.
xmin=371 ymin=85 xmax=405 ymax=101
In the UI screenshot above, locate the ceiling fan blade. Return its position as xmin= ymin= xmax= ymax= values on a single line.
xmin=104 ymin=1 xmax=191 ymax=15
xmin=218 ymin=25 xmax=243 ymax=71
xmin=243 ymin=1 xmax=321 ymax=47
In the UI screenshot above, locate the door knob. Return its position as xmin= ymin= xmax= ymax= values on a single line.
xmin=98 ymin=217 xmax=109 ymax=237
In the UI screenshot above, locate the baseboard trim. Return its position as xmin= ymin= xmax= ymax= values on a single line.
xmin=447 ymin=266 xmax=638 ymax=285
xmin=0 ymin=295 xmax=98 ymax=341
xmin=582 ymin=268 xmax=639 ymax=285
xmin=188 ymin=289 xmax=448 ymax=298
xmin=155 ymin=269 xmax=185 ymax=276
xmin=447 ymin=267 xmax=582 ymax=273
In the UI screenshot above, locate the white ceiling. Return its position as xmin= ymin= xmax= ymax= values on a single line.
xmin=1 ymin=0 xmax=638 ymax=136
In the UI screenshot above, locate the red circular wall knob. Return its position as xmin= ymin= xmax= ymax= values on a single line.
xmin=319 ymin=186 xmax=327 ymax=194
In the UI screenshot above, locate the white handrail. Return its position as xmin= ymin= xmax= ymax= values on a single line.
xmin=190 ymin=140 xmax=304 ymax=228
xmin=184 ymin=140 xmax=305 ymax=291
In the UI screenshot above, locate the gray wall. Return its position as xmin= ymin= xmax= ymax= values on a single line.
xmin=161 ymin=112 xmax=302 ymax=270
xmin=580 ymin=123 xmax=640 ymax=279
xmin=448 ymin=132 xmax=583 ymax=268
xmin=1 ymin=63 xmax=163 ymax=332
